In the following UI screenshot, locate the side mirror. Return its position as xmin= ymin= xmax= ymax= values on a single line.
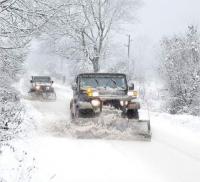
xmin=51 ymin=81 xmax=54 ymax=84
xmin=128 ymin=83 xmax=134 ymax=90
xmin=71 ymin=83 xmax=77 ymax=90
xmin=30 ymin=80 xmax=33 ymax=83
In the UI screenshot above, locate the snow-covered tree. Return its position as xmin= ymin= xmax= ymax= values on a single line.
xmin=38 ymin=0 xmax=140 ymax=73
xmin=160 ymin=26 xmax=200 ymax=115
xmin=0 ymin=0 xmax=59 ymax=141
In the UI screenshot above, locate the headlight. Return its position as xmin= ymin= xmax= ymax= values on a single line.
xmin=120 ymin=100 xmax=128 ymax=106
xmin=128 ymin=91 xmax=138 ymax=97
xmin=36 ymin=85 xmax=40 ymax=90
xmin=46 ymin=87 xmax=50 ymax=90
xmin=91 ymin=99 xmax=101 ymax=107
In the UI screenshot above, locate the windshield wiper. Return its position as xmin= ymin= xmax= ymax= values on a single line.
xmin=94 ymin=78 xmax=99 ymax=86
xmin=105 ymin=79 xmax=117 ymax=89
xmin=111 ymin=79 xmax=117 ymax=86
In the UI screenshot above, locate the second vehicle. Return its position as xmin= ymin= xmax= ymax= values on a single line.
xmin=28 ymin=76 xmax=56 ymax=100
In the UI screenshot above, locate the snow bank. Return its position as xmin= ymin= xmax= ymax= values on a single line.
xmin=1 ymin=82 xmax=200 ymax=182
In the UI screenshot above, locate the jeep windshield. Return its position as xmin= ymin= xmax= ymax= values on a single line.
xmin=79 ymin=75 xmax=127 ymax=90
xmin=33 ymin=77 xmax=51 ymax=83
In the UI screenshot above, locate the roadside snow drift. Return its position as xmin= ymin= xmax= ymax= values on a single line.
xmin=1 ymin=84 xmax=200 ymax=182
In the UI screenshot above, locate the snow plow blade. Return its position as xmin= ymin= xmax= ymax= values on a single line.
xmin=66 ymin=117 xmax=151 ymax=141
xmin=128 ymin=119 xmax=151 ymax=140
xmin=26 ymin=92 xmax=56 ymax=101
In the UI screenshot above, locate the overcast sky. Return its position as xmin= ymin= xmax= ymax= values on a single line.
xmin=134 ymin=0 xmax=200 ymax=41
xmin=120 ymin=0 xmax=200 ymax=77
xmin=29 ymin=0 xmax=200 ymax=77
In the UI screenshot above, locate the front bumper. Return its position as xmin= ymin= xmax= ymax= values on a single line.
xmin=98 ymin=95 xmax=136 ymax=101
xmin=29 ymin=90 xmax=54 ymax=94
xmin=77 ymin=97 xmax=140 ymax=111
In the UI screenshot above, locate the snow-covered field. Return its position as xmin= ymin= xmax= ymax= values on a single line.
xmin=1 ymin=84 xmax=200 ymax=182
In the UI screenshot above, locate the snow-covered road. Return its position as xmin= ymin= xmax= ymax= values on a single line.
xmin=11 ymin=85 xmax=200 ymax=182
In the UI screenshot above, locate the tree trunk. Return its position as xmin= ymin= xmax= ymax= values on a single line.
xmin=92 ymin=57 xmax=100 ymax=72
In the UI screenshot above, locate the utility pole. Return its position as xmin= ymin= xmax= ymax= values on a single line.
xmin=127 ymin=34 xmax=131 ymax=58
xmin=125 ymin=34 xmax=131 ymax=80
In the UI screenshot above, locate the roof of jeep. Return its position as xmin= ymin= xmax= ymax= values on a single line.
xmin=77 ymin=73 xmax=127 ymax=77
xmin=31 ymin=76 xmax=52 ymax=82
xmin=32 ymin=76 xmax=51 ymax=78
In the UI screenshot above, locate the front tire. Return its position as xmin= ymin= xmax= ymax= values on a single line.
xmin=127 ymin=109 xmax=139 ymax=119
